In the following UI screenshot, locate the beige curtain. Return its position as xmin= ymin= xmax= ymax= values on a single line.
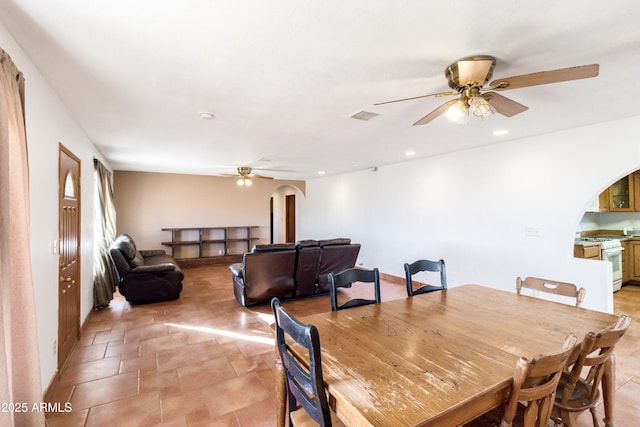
xmin=0 ymin=50 xmax=46 ymax=425
xmin=93 ymin=159 xmax=118 ymax=308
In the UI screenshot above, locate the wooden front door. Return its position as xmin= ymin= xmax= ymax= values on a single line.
xmin=58 ymin=144 xmax=81 ymax=370
xmin=285 ymin=194 xmax=295 ymax=243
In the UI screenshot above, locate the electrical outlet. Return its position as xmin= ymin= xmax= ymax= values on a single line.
xmin=525 ymin=225 xmax=542 ymax=237
xmin=53 ymin=340 xmax=57 ymax=355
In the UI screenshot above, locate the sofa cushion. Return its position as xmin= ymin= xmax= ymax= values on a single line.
xmin=130 ymin=251 xmax=145 ymax=268
xmin=318 ymin=238 xmax=351 ymax=247
xmin=296 ymin=239 xmax=319 ymax=248
xmin=252 ymin=243 xmax=296 ymax=252
xmin=109 ymin=246 xmax=131 ymax=277
xmin=117 ymin=238 xmax=137 ymax=260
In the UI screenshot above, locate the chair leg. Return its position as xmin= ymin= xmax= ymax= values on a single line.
xmin=589 ymin=407 xmax=601 ymax=427
xmin=560 ymin=410 xmax=574 ymax=427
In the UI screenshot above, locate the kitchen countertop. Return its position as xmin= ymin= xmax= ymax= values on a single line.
xmin=574 ymin=232 xmax=640 ymax=245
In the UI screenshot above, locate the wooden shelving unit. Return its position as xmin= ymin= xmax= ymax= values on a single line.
xmin=162 ymin=226 xmax=259 ymax=266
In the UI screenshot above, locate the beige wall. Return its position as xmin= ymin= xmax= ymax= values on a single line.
xmin=113 ymin=171 xmax=305 ymax=254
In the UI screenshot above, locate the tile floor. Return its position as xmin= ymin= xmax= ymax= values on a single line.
xmin=44 ymin=265 xmax=640 ymax=426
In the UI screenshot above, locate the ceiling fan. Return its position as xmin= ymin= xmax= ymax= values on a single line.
xmin=375 ymin=56 xmax=599 ymax=125
xmin=224 ymin=166 xmax=274 ymax=186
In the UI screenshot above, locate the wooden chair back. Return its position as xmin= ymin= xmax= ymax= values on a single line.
xmin=554 ymin=314 xmax=631 ymax=426
xmin=516 ymin=276 xmax=586 ymax=307
xmin=404 ymin=258 xmax=447 ymax=297
xmin=465 ymin=334 xmax=577 ymax=427
xmin=271 ymin=298 xmax=336 ymax=426
xmin=502 ymin=334 xmax=578 ymax=427
xmin=329 ymin=267 xmax=381 ymax=311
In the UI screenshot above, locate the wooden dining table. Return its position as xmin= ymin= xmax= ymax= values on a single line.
xmin=274 ymin=284 xmax=621 ymax=427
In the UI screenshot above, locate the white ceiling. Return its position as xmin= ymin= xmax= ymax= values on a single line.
xmin=1 ymin=1 xmax=640 ymax=180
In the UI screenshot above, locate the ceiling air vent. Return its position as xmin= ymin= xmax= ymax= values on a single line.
xmin=349 ymin=110 xmax=379 ymax=121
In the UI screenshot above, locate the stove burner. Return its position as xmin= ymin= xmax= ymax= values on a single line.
xmin=576 ymin=237 xmax=622 ymax=250
xmin=578 ymin=237 xmax=615 ymax=242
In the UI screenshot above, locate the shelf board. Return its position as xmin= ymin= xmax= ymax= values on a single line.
xmin=161 ymin=240 xmax=200 ymax=246
xmin=162 ymin=226 xmax=258 ymax=260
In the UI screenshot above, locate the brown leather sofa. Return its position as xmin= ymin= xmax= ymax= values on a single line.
xmin=229 ymin=238 xmax=361 ymax=306
xmin=109 ymin=234 xmax=183 ymax=304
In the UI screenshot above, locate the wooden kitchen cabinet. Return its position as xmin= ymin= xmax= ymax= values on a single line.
xmin=634 ymin=171 xmax=640 ymax=211
xmin=594 ymin=171 xmax=640 ymax=212
xmin=609 ymin=174 xmax=634 ymax=211
xmin=629 ymin=240 xmax=640 ymax=281
xmin=574 ymin=243 xmax=601 ymax=260
xmin=622 ymin=240 xmax=630 ymax=282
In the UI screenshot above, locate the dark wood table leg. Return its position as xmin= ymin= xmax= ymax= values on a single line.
xmin=602 ymin=353 xmax=616 ymax=427
xmin=275 ymin=347 xmax=287 ymax=427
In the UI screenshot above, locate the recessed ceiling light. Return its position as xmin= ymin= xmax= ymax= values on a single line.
xmin=405 ymin=151 xmax=416 ymax=156
xmin=199 ymin=112 xmax=215 ymax=120
xmin=318 ymin=171 xmax=326 ymax=175
xmin=493 ymin=129 xmax=509 ymax=136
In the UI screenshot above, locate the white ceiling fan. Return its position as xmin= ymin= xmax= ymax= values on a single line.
xmin=375 ymin=55 xmax=600 ymax=125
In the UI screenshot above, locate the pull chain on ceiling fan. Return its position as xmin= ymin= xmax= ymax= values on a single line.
xmin=375 ymin=56 xmax=599 ymax=125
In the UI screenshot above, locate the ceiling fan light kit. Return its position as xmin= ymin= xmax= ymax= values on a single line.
xmin=444 ymin=98 xmax=470 ymax=124
xmin=226 ymin=166 xmax=274 ymax=186
xmin=236 ymin=177 xmax=252 ymax=186
xmin=375 ymin=56 xmax=599 ymax=126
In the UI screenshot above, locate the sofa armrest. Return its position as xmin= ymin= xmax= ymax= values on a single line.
xmin=130 ymin=263 xmax=176 ymax=274
xmin=140 ymin=249 xmax=167 ymax=257
xmin=229 ymin=263 xmax=243 ymax=279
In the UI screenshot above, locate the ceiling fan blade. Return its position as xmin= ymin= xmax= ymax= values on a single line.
xmin=490 ymin=64 xmax=599 ymax=90
xmin=458 ymin=58 xmax=494 ymax=86
xmin=374 ymin=91 xmax=456 ymax=105
xmin=481 ymin=92 xmax=528 ymax=117
xmin=251 ymin=173 xmax=274 ymax=180
xmin=413 ymin=99 xmax=457 ymax=126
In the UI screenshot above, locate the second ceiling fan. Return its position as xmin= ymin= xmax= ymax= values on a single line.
xmin=225 ymin=167 xmax=274 ymax=186
xmin=375 ymin=56 xmax=599 ymax=125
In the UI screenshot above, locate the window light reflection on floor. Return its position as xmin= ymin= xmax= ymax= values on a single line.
xmin=164 ymin=322 xmax=274 ymax=345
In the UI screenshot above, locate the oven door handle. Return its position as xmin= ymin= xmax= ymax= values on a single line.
xmin=602 ymin=247 xmax=623 ymax=254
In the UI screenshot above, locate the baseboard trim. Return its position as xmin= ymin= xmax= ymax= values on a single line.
xmin=178 ymin=255 xmax=243 ymax=268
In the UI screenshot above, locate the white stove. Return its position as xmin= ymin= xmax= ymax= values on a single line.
xmin=576 ymin=237 xmax=623 ymax=291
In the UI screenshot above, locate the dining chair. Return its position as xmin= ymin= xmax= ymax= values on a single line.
xmin=464 ymin=334 xmax=578 ymax=427
xmin=328 ymin=267 xmax=381 ymax=311
xmin=271 ymin=298 xmax=345 ymax=427
xmin=552 ymin=314 xmax=631 ymax=427
xmin=516 ymin=276 xmax=586 ymax=307
xmin=404 ymin=258 xmax=447 ymax=297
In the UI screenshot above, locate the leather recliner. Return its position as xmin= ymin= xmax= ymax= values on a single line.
xmin=109 ymin=234 xmax=183 ymax=304
xmin=293 ymin=240 xmax=322 ymax=297
xmin=230 ymin=243 xmax=297 ymax=307
xmin=316 ymin=238 xmax=362 ymax=292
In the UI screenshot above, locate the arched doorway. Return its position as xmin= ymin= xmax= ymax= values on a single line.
xmin=271 ymin=185 xmax=304 ymax=243
xmin=575 ymin=169 xmax=640 ymax=291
